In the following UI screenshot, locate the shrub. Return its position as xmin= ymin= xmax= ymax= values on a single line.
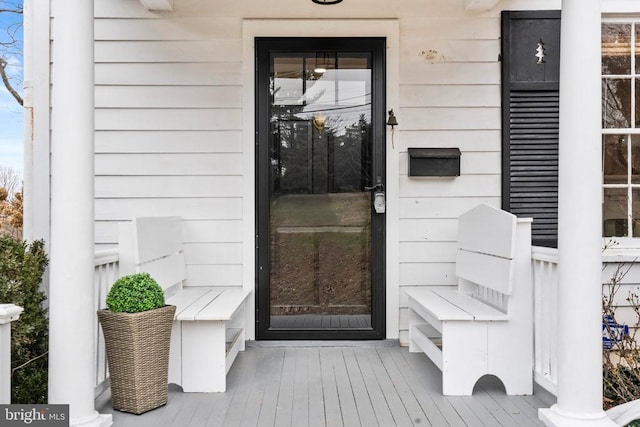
xmin=603 ymin=263 xmax=640 ymax=414
xmin=106 ymin=273 xmax=165 ymax=313
xmin=0 ymin=237 xmax=48 ymax=403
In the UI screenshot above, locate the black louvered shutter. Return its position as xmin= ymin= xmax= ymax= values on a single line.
xmin=502 ymin=11 xmax=561 ymax=248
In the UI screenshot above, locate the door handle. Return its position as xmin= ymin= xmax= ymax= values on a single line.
xmin=364 ymin=178 xmax=384 ymax=192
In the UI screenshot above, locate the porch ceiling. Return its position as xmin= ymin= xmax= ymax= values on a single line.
xmin=137 ymin=0 xmax=499 ymax=13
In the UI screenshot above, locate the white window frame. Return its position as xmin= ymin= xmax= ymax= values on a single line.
xmin=602 ymin=17 xmax=640 ymax=253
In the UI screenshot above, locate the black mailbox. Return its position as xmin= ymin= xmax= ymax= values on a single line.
xmin=408 ymin=148 xmax=461 ymax=177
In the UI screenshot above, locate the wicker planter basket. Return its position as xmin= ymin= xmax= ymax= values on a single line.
xmin=97 ymin=305 xmax=176 ymax=414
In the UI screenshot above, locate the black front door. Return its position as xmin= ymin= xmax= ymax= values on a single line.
xmin=256 ymin=38 xmax=386 ymax=340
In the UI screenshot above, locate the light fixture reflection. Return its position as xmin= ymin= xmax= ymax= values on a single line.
xmin=313 ymin=114 xmax=327 ymax=138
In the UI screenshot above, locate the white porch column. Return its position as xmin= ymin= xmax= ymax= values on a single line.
xmin=23 ymin=0 xmax=51 ymax=244
xmin=539 ymin=1 xmax=615 ymax=426
xmin=22 ymin=0 xmax=33 ymax=241
xmin=49 ymin=1 xmax=111 ymax=426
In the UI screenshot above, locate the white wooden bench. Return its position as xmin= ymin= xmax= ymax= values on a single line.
xmin=404 ymin=204 xmax=533 ymax=396
xmin=118 ymin=216 xmax=251 ymax=393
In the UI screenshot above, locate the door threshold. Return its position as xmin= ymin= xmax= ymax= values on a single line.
xmin=247 ymin=339 xmax=399 ymax=348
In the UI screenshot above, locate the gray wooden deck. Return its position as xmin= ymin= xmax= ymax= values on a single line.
xmin=95 ymin=341 xmax=555 ymax=427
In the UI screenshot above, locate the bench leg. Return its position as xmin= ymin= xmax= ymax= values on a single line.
xmin=168 ymin=321 xmax=182 ymax=387
xmin=488 ymin=323 xmax=533 ymax=395
xmin=181 ymin=320 xmax=227 ymax=392
xmin=442 ymin=321 xmax=488 ymax=396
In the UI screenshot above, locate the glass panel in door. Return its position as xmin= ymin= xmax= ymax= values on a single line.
xmin=269 ymin=52 xmax=373 ymax=330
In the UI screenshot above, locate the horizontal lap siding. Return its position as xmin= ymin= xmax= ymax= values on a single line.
xmin=95 ymin=176 xmax=242 ymax=196
xmin=78 ymin=2 xmax=504 ymax=334
xmin=94 ymin=198 xmax=242 ymax=221
xmin=95 ymin=131 xmax=242 ymax=153
xmin=95 ymin=86 xmax=242 ymax=108
xmin=96 ymin=220 xmax=243 ymax=244
xmin=93 ymin=14 xmax=243 ymax=286
xmin=603 ymin=262 xmax=640 ymax=339
xmin=95 ymin=63 xmax=242 ymax=86
xmin=398 ymin=16 xmax=501 ymax=344
xmin=95 ymin=153 xmax=241 ymax=175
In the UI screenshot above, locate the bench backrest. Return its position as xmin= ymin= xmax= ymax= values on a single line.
xmin=456 ymin=204 xmax=531 ymax=311
xmin=119 ymin=216 xmax=187 ymax=298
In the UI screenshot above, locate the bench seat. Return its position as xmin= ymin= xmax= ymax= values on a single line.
xmin=408 ymin=288 xmax=508 ymax=323
xmin=167 ymin=287 xmax=250 ymax=393
xmin=405 ymin=204 xmax=533 ymax=396
xmin=119 ymin=216 xmax=251 ymax=393
xmin=168 ymin=287 xmax=249 ymax=321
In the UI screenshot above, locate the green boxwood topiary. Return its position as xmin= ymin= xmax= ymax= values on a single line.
xmin=106 ymin=273 xmax=165 ymax=313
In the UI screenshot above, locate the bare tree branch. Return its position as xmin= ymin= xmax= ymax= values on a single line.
xmin=0 ymin=57 xmax=21 ymax=105
xmin=0 ymin=165 xmax=20 ymax=196
xmin=0 ymin=2 xmax=23 ymax=107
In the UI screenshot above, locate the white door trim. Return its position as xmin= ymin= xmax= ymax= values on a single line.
xmin=242 ymin=19 xmax=400 ymax=339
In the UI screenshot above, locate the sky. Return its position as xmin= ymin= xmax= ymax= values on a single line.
xmin=0 ymin=4 xmax=23 ymax=178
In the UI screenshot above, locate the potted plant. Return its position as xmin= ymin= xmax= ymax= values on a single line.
xmin=97 ymin=273 xmax=176 ymax=414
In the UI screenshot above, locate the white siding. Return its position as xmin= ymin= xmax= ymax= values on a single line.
xmin=52 ymin=0 xmax=562 ymax=337
xmin=397 ymin=12 xmax=503 ymax=343
xmin=95 ymin=131 xmax=242 ymax=153
xmin=603 ymin=261 xmax=640 ymax=332
xmin=90 ymin=6 xmax=245 ymax=285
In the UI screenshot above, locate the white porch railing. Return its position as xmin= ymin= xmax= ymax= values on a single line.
xmin=531 ymin=245 xmax=559 ymax=395
xmin=0 ymin=304 xmax=23 ymax=403
xmin=93 ymin=245 xmax=563 ymax=397
xmin=94 ymin=248 xmax=119 ymax=396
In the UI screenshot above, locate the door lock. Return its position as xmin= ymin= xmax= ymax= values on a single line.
xmin=373 ymin=191 xmax=386 ymax=214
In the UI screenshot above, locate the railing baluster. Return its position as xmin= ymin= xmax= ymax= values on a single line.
xmin=0 ymin=304 xmax=23 ymax=403
xmin=531 ymin=246 xmax=559 ymax=395
xmin=93 ymin=248 xmax=119 ymax=396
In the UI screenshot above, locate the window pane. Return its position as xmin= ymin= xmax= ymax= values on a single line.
xmin=306 ymin=52 xmax=336 ymax=106
xmin=604 ymin=188 xmax=629 ymax=237
xmin=337 ymin=55 xmax=371 ymax=107
xmin=633 ymin=135 xmax=640 ymax=184
xmin=636 ymin=24 xmax=640 ymax=74
xmin=604 ymin=134 xmax=628 ymax=184
xmin=633 ymin=188 xmax=640 ymax=237
xmin=602 ymin=23 xmax=631 ymax=75
xmin=273 ymin=120 xmax=312 ymax=193
xmin=273 ymin=56 xmax=303 ymax=106
xmin=603 ymin=78 xmax=632 ymax=128
xmin=636 ymin=79 xmax=640 ymax=127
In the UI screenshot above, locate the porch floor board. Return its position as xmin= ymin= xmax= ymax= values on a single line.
xmin=95 ymin=343 xmax=555 ymax=427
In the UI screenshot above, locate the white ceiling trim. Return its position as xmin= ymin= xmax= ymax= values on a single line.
xmin=464 ymin=0 xmax=500 ymax=13
xmin=139 ymin=0 xmax=173 ymax=11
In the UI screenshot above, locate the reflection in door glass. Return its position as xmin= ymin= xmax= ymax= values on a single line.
xmin=269 ymin=52 xmax=373 ymax=330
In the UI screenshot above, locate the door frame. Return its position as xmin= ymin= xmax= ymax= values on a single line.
xmin=241 ymin=20 xmax=400 ymax=341
xmin=255 ymin=37 xmax=386 ymax=340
